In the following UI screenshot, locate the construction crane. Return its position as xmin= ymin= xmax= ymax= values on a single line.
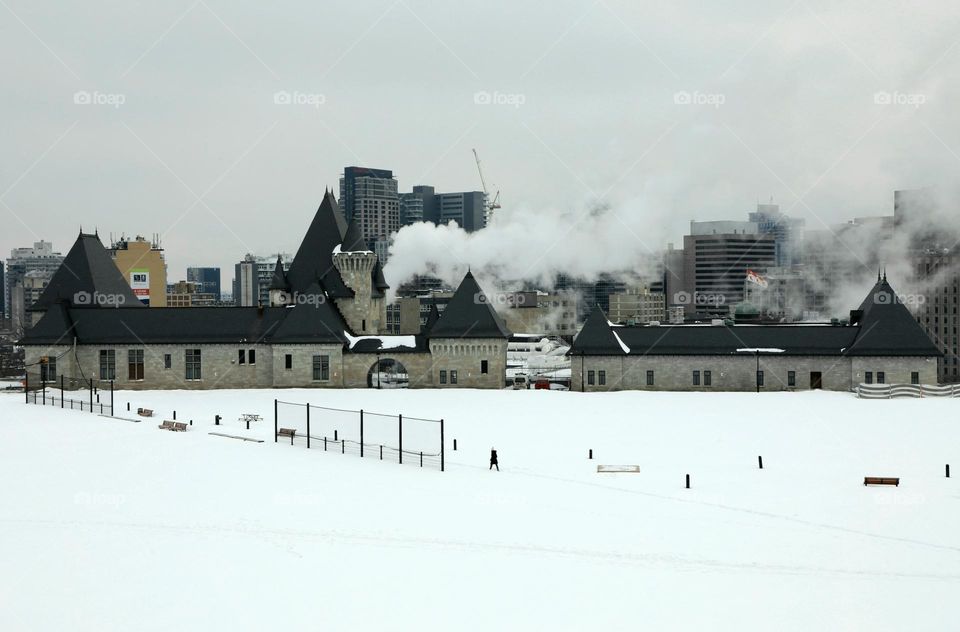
xmin=472 ymin=148 xmax=500 ymax=224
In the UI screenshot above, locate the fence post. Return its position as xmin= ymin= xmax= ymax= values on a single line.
xmin=306 ymin=403 xmax=311 ymax=449
xmin=440 ymin=418 xmax=445 ymax=472
xmin=324 ymin=436 xmax=327 ymax=451
xmin=360 ymin=409 xmax=364 ymax=458
xmin=398 ymin=414 xmax=403 ymax=464
xmin=24 ymin=370 xmax=28 ymax=404
xmin=110 ymin=380 xmax=114 ymax=416
xmin=42 ymin=379 xmax=46 ymax=405
xmin=274 ymin=399 xmax=278 ymax=443
xmin=758 ymin=455 xmax=763 ymax=469
xmin=89 ymin=378 xmax=93 ymax=413
xmin=380 ymin=445 xmax=383 ymax=460
xmin=60 ymin=375 xmax=64 ymax=409
xmin=341 ymin=439 xmax=345 ymax=454
xmin=420 ymin=451 xmax=423 ymax=467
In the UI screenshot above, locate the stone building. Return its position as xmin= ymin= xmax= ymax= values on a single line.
xmin=569 ymin=274 xmax=941 ymax=392
xmin=21 ymin=192 xmax=510 ymax=390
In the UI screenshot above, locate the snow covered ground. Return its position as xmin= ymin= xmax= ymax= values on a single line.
xmin=1 ymin=387 xmax=958 ymax=631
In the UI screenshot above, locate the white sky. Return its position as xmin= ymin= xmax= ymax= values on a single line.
xmin=2 ymin=1 xmax=959 ymax=289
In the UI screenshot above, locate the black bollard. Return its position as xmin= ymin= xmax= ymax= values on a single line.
xmin=334 ymin=430 xmax=338 ymax=441
xmin=380 ymin=445 xmax=383 ymax=460
xmin=453 ymin=439 xmax=457 ymax=451
xmin=589 ymin=449 xmax=593 ymax=460
xmin=948 ymin=464 xmax=951 ymax=478
xmin=685 ymin=474 xmax=690 ymax=489
xmin=189 ymin=420 xmax=193 ymax=426
xmin=341 ymin=439 xmax=345 ymax=454
xmin=173 ymin=410 xmax=176 ymax=421
xmin=758 ymin=455 xmax=763 ymax=469
xmin=215 ymin=414 xmax=221 ymax=426
xmin=127 ymin=402 xmax=130 ymax=412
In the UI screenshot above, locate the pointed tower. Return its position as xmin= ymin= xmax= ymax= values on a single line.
xmin=332 ymin=218 xmax=383 ymax=334
xmin=268 ymin=255 xmax=291 ymax=307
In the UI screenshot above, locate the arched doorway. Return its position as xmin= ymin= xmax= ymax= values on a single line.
xmin=367 ymin=357 xmax=410 ymax=388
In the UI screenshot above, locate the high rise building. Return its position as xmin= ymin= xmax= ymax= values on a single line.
xmin=339 ymin=167 xmax=400 ymax=248
xmin=233 ymin=253 xmax=292 ymax=307
xmin=608 ymin=287 xmax=667 ymax=324
xmin=186 ymin=267 xmax=221 ymax=301
xmin=109 ymin=235 xmax=168 ymax=307
xmin=748 ymin=202 xmax=804 ymax=267
xmin=399 ymin=185 xmax=487 ymax=231
xmin=682 ymin=221 xmax=777 ymax=317
xmin=0 ymin=261 xmax=4 ymax=320
xmin=5 ymin=240 xmax=64 ymax=327
xmin=554 ymin=273 xmax=627 ymax=322
xmin=399 ymin=185 xmax=435 ymax=225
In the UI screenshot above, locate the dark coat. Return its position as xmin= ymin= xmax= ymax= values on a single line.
xmin=490 ymin=450 xmax=498 ymax=464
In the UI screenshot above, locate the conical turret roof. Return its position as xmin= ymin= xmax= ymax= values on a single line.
xmin=427 ymin=270 xmax=511 ymax=338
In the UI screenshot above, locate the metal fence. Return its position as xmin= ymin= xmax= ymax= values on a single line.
xmin=24 ymin=372 xmax=115 ymax=416
xmin=856 ymin=383 xmax=960 ymax=399
xmin=274 ymin=399 xmax=445 ymax=471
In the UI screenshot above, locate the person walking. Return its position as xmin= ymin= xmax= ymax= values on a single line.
xmin=489 ymin=447 xmax=499 ymax=471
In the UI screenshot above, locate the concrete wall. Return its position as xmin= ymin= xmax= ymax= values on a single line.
xmin=571 ymin=354 xmax=941 ymax=392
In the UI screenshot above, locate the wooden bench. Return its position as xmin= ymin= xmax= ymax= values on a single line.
xmin=278 ymin=428 xmax=296 ymax=445
xmin=137 ymin=408 xmax=154 ymax=417
xmin=158 ymin=420 xmax=176 ymax=431
xmin=864 ymin=476 xmax=899 ymax=486
xmin=173 ymin=422 xmax=187 ymax=432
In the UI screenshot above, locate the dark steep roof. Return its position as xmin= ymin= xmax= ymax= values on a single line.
xmin=285 ymin=190 xmax=354 ymax=299
xmin=845 ymin=277 xmax=942 ymax=356
xmin=268 ymin=256 xmax=290 ymax=291
xmin=428 ymin=271 xmax=511 ymax=339
xmin=340 ymin=218 xmax=367 ymax=252
xmin=422 ymin=301 xmax=441 ymax=334
xmin=569 ymin=279 xmax=941 ymax=358
xmin=271 ymin=283 xmax=349 ymax=343
xmin=31 ymin=233 xmax=143 ymax=311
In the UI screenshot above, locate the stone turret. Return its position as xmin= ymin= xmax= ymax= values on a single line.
xmin=268 ymin=255 xmax=291 ymax=307
xmin=333 ymin=219 xmax=384 ymax=334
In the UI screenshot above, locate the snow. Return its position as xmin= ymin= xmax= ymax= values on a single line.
xmin=612 ymin=330 xmax=631 ymax=354
xmin=737 ymin=347 xmax=786 ymax=353
xmin=343 ymin=332 xmax=417 ymax=350
xmin=1 ymin=388 xmax=959 ymax=631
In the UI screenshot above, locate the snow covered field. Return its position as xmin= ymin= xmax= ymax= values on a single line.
xmin=1 ymin=387 xmax=958 ymax=631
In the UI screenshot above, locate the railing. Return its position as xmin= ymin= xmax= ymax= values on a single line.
xmin=856 ymin=383 xmax=960 ymax=399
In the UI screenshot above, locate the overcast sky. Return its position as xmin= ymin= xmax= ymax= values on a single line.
xmin=2 ymin=0 xmax=959 ymax=289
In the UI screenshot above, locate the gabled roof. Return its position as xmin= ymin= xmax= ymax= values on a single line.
xmin=428 ymin=271 xmax=511 ymax=339
xmin=31 ymin=233 xmax=143 ymax=311
xmin=285 ymin=190 xmax=354 ymax=298
xmin=268 ymin=256 xmax=290 ymax=291
xmin=845 ymin=277 xmax=941 ymax=356
xmin=270 ymin=283 xmax=349 ymax=343
xmin=570 ymin=306 xmax=630 ymax=354
xmin=340 ymin=218 xmax=367 ymax=252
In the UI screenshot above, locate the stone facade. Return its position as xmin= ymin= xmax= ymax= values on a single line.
xmin=333 ymin=250 xmax=384 ymax=335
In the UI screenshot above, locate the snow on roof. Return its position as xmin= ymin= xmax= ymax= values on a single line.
xmin=344 ymin=332 xmax=417 ymax=350
xmin=613 ymin=331 xmax=631 ymax=354
xmin=736 ymin=348 xmax=786 ymax=353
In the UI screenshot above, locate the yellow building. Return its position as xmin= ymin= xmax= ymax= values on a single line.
xmin=110 ymin=235 xmax=167 ymax=307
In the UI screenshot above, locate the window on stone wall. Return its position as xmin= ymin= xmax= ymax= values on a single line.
xmin=99 ymin=350 xmax=116 ymax=380
xmin=646 ymin=370 xmax=654 ymax=386
xmin=440 ymin=370 xmax=447 ymax=384
xmin=163 ymin=354 xmax=171 ymax=369
xmin=788 ymin=371 xmax=796 ymax=387
xmin=451 ymin=370 xmax=458 ymax=384
xmin=249 ymin=349 xmax=256 ymax=365
xmin=598 ymin=370 xmax=606 ymax=385
xmin=128 ymin=349 xmax=144 ymax=381
xmin=587 ymin=370 xmax=595 ymax=385
xmin=704 ymin=370 xmax=712 ymax=386
xmin=313 ymin=355 xmax=330 ymax=381
xmin=238 ymin=349 xmax=246 ymax=365
xmin=285 ymin=354 xmax=292 ymax=370
xmin=911 ymin=371 xmax=920 ymax=384
xmin=481 ymin=360 xmax=488 ymax=374
xmin=877 ymin=371 xmax=885 ymax=384
xmin=40 ymin=357 xmax=57 ymax=382
xmin=692 ymin=370 xmax=700 ymax=386
xmin=865 ymin=371 xmax=873 ymax=384
xmin=185 ymin=349 xmax=202 ymax=380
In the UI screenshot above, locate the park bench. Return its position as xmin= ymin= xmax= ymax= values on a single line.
xmin=173 ymin=422 xmax=187 ymax=432
xmin=278 ymin=428 xmax=296 ymax=444
xmin=158 ymin=420 xmax=176 ymax=431
xmin=137 ymin=408 xmax=154 ymax=417
xmin=864 ymin=476 xmax=899 ymax=486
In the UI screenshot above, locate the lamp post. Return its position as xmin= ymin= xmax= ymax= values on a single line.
xmin=376 ymin=353 xmax=381 ymax=390
xmin=756 ymin=350 xmax=760 ymax=393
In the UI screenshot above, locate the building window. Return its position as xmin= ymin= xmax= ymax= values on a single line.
xmin=440 ymin=370 xmax=447 ymax=384
xmin=285 ymin=354 xmax=292 ymax=370
xmin=587 ymin=370 xmax=595 ymax=385
xmin=787 ymin=371 xmax=796 ymax=387
xmin=693 ymin=370 xmax=700 ymax=386
xmin=757 ymin=370 xmax=764 ymax=387
xmin=911 ymin=371 xmax=920 ymax=384
xmin=99 ymin=350 xmax=116 ymax=380
xmin=185 ymin=349 xmax=202 ymax=380
xmin=163 ymin=354 xmax=171 ymax=369
xmin=249 ymin=349 xmax=256 ymax=365
xmin=877 ymin=371 xmax=885 ymax=384
xmin=481 ymin=360 xmax=488 ymax=374
xmin=865 ymin=371 xmax=873 ymax=384
xmin=312 ymin=355 xmax=330 ymax=381
xmin=598 ymin=370 xmax=606 ymax=385
xmin=704 ymin=370 xmax=712 ymax=386
xmin=40 ymin=357 xmax=57 ymax=382
xmin=238 ymin=349 xmax=245 ymax=365
xmin=128 ymin=349 xmax=144 ymax=381
xmin=646 ymin=370 xmax=654 ymax=386
xmin=451 ymin=370 xmax=458 ymax=384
